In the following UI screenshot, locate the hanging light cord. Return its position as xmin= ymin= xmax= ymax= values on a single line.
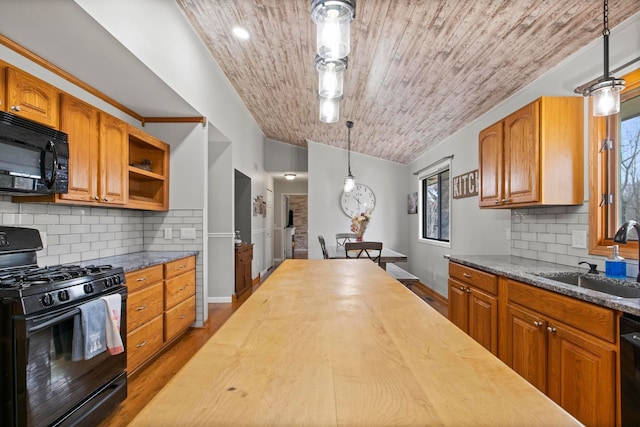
xmin=346 ymin=120 xmax=353 ymax=175
xmin=602 ymin=0 xmax=610 ymax=79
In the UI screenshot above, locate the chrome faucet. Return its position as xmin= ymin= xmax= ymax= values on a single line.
xmin=613 ymin=220 xmax=640 ymax=282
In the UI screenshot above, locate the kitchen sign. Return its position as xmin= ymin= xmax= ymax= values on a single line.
xmin=453 ymin=169 xmax=478 ymax=199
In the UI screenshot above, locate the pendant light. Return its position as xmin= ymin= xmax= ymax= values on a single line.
xmin=319 ymin=95 xmax=340 ymax=123
xmin=311 ymin=0 xmax=356 ymax=61
xmin=343 ymin=120 xmax=355 ymax=194
xmin=315 ymin=55 xmax=348 ymax=99
xmin=583 ymin=0 xmax=625 ymax=116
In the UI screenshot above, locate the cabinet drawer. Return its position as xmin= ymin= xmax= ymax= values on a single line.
xmin=125 ymin=265 xmax=163 ymax=293
xmin=164 ymin=256 xmax=195 ymax=279
xmin=127 ymin=315 xmax=163 ymax=374
xmin=164 ymin=271 xmax=196 ymax=310
xmin=449 ymin=262 xmax=497 ymax=295
xmin=507 ymin=279 xmax=617 ymax=343
xmin=127 ymin=282 xmax=163 ymax=331
xmin=164 ymin=296 xmax=196 ymax=342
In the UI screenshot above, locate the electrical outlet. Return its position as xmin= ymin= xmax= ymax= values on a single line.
xmin=180 ymin=228 xmax=196 ymax=239
xmin=572 ymin=230 xmax=587 ymax=248
xmin=164 ymin=228 xmax=172 ymax=240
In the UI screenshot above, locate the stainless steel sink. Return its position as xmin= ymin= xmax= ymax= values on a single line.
xmin=536 ymin=273 xmax=640 ymax=299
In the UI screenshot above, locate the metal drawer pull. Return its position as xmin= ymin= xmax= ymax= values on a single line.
xmin=546 ymin=326 xmax=557 ymax=333
xmin=179 ymin=265 xmax=186 ymax=269
xmin=180 ymin=314 xmax=186 ymax=319
xmin=135 ymin=305 xmax=147 ymax=311
xmin=459 ymin=286 xmax=466 ymax=291
xmin=465 ymin=288 xmax=472 ymax=293
xmin=179 ymin=286 xmax=186 ymax=291
xmin=463 ymin=273 xmax=472 ymax=278
xmin=136 ymin=277 xmax=147 ymax=282
xmin=136 ymin=340 xmax=148 ymax=348
xmin=533 ymin=321 xmax=543 ymax=327
xmin=11 ymin=105 xmax=21 ymax=112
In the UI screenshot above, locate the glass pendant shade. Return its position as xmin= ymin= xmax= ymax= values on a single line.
xmin=591 ymin=79 xmax=625 ymax=116
xmin=311 ymin=0 xmax=355 ymax=60
xmin=316 ymin=56 xmax=347 ymax=99
xmin=319 ymin=96 xmax=340 ymax=123
xmin=343 ymin=173 xmax=355 ymax=194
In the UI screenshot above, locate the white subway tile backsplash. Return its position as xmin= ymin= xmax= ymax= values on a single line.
xmin=511 ymin=203 xmax=615 ymax=275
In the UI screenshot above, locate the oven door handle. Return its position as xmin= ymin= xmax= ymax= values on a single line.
xmin=28 ymin=307 xmax=80 ymax=333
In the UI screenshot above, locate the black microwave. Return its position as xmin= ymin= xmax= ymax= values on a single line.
xmin=0 ymin=111 xmax=68 ymax=194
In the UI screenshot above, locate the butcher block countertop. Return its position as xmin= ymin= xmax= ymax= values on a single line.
xmin=130 ymin=259 xmax=579 ymax=426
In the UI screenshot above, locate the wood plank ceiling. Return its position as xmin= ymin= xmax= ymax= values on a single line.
xmin=177 ymin=0 xmax=640 ymax=164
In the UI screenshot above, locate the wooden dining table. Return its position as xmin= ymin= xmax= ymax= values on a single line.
xmin=326 ymin=244 xmax=407 ymax=270
xmin=130 ymin=259 xmax=579 ymax=426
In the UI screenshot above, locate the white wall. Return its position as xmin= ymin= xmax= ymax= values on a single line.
xmin=308 ymin=141 xmax=409 ymax=261
xmin=407 ymin=11 xmax=640 ymax=297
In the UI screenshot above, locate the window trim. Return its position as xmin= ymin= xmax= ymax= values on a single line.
xmin=589 ymin=68 xmax=640 ymax=260
xmin=418 ymin=158 xmax=452 ymax=248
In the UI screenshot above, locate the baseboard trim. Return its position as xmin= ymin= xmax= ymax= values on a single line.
xmin=208 ymin=296 xmax=232 ymax=303
xmin=413 ymin=281 xmax=448 ymax=307
xmin=252 ymin=274 xmax=261 ymax=287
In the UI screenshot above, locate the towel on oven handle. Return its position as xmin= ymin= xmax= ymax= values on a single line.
xmin=101 ymin=294 xmax=124 ymax=355
xmin=71 ymin=299 xmax=107 ymax=361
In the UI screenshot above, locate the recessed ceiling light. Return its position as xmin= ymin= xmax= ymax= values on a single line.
xmin=232 ymin=26 xmax=250 ymax=40
xmin=284 ymin=173 xmax=296 ymax=180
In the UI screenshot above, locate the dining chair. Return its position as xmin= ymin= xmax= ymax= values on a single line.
xmin=336 ymin=232 xmax=357 ymax=246
xmin=344 ymin=242 xmax=383 ymax=266
xmin=318 ymin=235 xmax=329 ymax=259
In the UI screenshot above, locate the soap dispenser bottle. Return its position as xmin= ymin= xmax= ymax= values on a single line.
xmin=605 ymin=245 xmax=626 ymax=279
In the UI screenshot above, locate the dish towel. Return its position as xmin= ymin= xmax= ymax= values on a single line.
xmin=71 ymin=299 xmax=107 ymax=361
xmin=101 ymin=294 xmax=124 ymax=355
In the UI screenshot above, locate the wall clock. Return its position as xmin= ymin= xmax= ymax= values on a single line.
xmin=341 ymin=184 xmax=376 ymax=217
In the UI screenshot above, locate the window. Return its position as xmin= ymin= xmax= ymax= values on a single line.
xmin=420 ymin=164 xmax=450 ymax=243
xmin=590 ymin=69 xmax=640 ymax=259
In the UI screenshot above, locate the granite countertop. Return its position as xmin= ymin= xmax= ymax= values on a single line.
xmin=79 ymin=251 xmax=198 ymax=273
xmin=448 ymin=255 xmax=640 ymax=317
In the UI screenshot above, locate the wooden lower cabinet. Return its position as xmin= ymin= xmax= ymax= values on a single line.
xmin=448 ymin=263 xmax=498 ymax=355
xmin=449 ymin=261 xmax=619 ymax=426
xmin=125 ymin=256 xmax=196 ymax=375
xmin=164 ymin=296 xmax=196 ymax=342
xmin=235 ymin=243 xmax=253 ymax=298
xmin=503 ymin=279 xmax=617 ymax=427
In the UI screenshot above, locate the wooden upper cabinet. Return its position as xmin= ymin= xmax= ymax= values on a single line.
xmin=99 ymin=112 xmax=127 ymax=205
xmin=478 ymin=121 xmax=503 ymax=207
xmin=504 ymin=101 xmax=540 ymax=205
xmin=5 ymin=67 xmax=59 ymax=128
xmin=59 ymin=94 xmax=100 ymax=203
xmin=0 ymin=66 xmax=5 ymax=111
xmin=478 ymin=96 xmax=583 ymax=208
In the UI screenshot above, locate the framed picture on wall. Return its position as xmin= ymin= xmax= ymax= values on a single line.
xmin=407 ymin=192 xmax=418 ymax=214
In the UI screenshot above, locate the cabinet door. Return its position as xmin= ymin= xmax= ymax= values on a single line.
xmin=468 ymin=287 xmax=498 ymax=356
xmin=447 ymin=279 xmax=469 ymax=333
xmin=6 ymin=67 xmax=59 ymax=127
xmin=99 ymin=112 xmax=127 ymax=205
xmin=478 ymin=121 xmax=503 ymax=207
xmin=59 ymin=94 xmax=99 ymax=202
xmin=503 ymin=101 xmax=540 ymax=205
xmin=505 ymin=303 xmax=547 ymax=393
xmin=547 ymin=323 xmax=616 ymax=427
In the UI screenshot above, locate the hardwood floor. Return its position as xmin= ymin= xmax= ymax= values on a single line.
xmin=99 ymin=263 xmax=446 ymax=426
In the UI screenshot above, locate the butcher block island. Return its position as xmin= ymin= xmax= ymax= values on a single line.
xmin=130 ymin=260 xmax=578 ymax=426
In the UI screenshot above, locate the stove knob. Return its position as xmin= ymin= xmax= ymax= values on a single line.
xmin=84 ymin=283 xmax=94 ymax=294
xmin=42 ymin=293 xmax=54 ymax=307
xmin=58 ymin=290 xmax=70 ymax=301
xmin=115 ymin=276 xmax=122 ymax=285
xmin=105 ymin=277 xmax=114 ymax=288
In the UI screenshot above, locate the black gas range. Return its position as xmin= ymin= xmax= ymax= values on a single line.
xmin=0 ymin=226 xmax=128 ymax=426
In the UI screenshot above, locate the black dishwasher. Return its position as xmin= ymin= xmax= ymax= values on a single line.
xmin=620 ymin=313 xmax=640 ymax=426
